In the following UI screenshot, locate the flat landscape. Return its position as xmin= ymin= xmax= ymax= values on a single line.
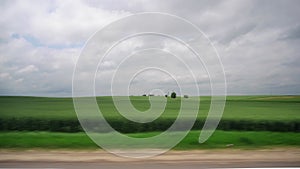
xmin=0 ymin=95 xmax=299 ymax=168
xmin=0 ymin=95 xmax=299 ymax=149
xmin=2 ymin=1 xmax=299 ymax=168
xmin=1 ymin=95 xmax=300 ymax=121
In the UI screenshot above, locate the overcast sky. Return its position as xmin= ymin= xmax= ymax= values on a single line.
xmin=0 ymin=0 xmax=299 ymax=96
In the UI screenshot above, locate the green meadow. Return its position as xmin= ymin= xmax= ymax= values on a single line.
xmin=0 ymin=95 xmax=299 ymax=121
xmin=0 ymin=95 xmax=299 ymax=149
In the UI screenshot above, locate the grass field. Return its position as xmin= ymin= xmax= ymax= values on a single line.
xmin=0 ymin=130 xmax=299 ymax=149
xmin=0 ymin=95 xmax=299 ymax=149
xmin=0 ymin=95 xmax=299 ymax=133
xmin=0 ymin=95 xmax=299 ymax=121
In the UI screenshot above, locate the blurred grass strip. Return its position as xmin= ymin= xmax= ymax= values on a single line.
xmin=0 ymin=130 xmax=299 ymax=149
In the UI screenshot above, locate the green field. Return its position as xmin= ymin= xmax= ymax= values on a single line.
xmin=0 ymin=95 xmax=299 ymax=149
xmin=0 ymin=130 xmax=299 ymax=149
xmin=0 ymin=95 xmax=299 ymax=120
xmin=0 ymin=95 xmax=299 ymax=132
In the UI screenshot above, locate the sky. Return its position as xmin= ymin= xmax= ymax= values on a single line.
xmin=0 ymin=0 xmax=300 ymax=96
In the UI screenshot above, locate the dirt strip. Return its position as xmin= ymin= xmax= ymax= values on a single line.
xmin=0 ymin=148 xmax=299 ymax=163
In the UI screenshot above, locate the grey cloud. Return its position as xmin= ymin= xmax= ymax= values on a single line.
xmin=279 ymin=25 xmax=300 ymax=41
xmin=218 ymin=23 xmax=257 ymax=44
xmin=1 ymin=0 xmax=300 ymax=96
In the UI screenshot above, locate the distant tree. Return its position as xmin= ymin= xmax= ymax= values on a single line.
xmin=142 ymin=94 xmax=147 ymax=96
xmin=184 ymin=95 xmax=189 ymax=98
xmin=171 ymin=92 xmax=176 ymax=98
xmin=165 ymin=94 xmax=168 ymax=98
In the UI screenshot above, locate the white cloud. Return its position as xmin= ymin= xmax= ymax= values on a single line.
xmin=0 ymin=0 xmax=131 ymax=46
xmin=17 ymin=65 xmax=38 ymax=74
xmin=0 ymin=73 xmax=11 ymax=79
xmin=0 ymin=0 xmax=299 ymax=96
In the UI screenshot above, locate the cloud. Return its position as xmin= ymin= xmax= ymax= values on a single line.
xmin=0 ymin=0 xmax=300 ymax=96
xmin=17 ymin=65 xmax=39 ymax=74
xmin=0 ymin=0 xmax=130 ymax=46
xmin=279 ymin=25 xmax=300 ymax=41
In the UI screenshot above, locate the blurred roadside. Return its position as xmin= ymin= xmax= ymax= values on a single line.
xmin=0 ymin=148 xmax=299 ymax=168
